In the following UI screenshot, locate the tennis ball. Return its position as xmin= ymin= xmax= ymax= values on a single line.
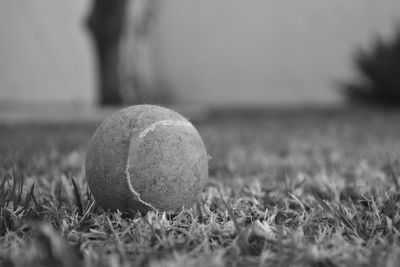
xmin=85 ymin=105 xmax=208 ymax=214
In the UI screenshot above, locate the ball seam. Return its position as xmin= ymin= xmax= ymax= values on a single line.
xmin=126 ymin=119 xmax=196 ymax=212
xmin=139 ymin=120 xmax=195 ymax=138
xmin=125 ymin=163 xmax=157 ymax=211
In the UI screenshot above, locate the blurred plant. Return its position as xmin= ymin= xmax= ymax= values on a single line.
xmin=342 ymin=25 xmax=400 ymax=107
xmin=87 ymin=0 xmax=166 ymax=105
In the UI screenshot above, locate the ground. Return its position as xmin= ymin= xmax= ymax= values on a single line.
xmin=1 ymin=108 xmax=400 ymax=267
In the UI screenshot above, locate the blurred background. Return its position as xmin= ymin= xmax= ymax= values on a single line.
xmin=1 ymin=0 xmax=400 ymax=122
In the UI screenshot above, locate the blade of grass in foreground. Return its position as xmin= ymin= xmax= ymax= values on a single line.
xmin=306 ymin=186 xmax=360 ymax=239
xmin=70 ymin=177 xmax=83 ymax=216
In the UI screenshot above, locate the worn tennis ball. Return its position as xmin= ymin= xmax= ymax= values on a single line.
xmin=85 ymin=105 xmax=208 ymax=214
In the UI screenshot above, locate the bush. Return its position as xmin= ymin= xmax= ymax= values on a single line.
xmin=342 ymin=25 xmax=400 ymax=107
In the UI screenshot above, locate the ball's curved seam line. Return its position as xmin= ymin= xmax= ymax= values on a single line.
xmin=124 ymin=164 xmax=156 ymax=210
xmin=139 ymin=120 xmax=195 ymax=138
xmin=125 ymin=119 xmax=194 ymax=211
xmin=124 ymin=110 xmax=158 ymax=211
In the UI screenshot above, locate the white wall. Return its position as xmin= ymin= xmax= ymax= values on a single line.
xmin=151 ymin=0 xmax=400 ymax=106
xmin=0 ymin=0 xmax=94 ymax=104
xmin=1 ymin=1 xmax=400 ymax=107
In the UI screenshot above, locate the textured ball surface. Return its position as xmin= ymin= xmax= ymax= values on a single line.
xmin=85 ymin=105 xmax=208 ymax=214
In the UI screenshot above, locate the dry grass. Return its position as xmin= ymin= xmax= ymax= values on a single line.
xmin=1 ymin=108 xmax=400 ymax=267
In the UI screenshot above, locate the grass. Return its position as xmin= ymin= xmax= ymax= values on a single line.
xmin=1 ymin=108 xmax=400 ymax=266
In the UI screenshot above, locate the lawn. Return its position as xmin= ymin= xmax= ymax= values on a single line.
xmin=1 ymin=108 xmax=400 ymax=267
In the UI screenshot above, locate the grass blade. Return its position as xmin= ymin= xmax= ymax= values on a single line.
xmin=70 ymin=177 xmax=83 ymax=216
xmin=217 ymin=187 xmax=241 ymax=233
xmin=306 ymin=186 xmax=334 ymax=214
xmin=11 ymin=164 xmax=17 ymax=208
xmin=78 ymin=200 xmax=95 ymax=225
xmin=23 ymin=183 xmax=35 ymax=210
xmin=306 ymin=186 xmax=359 ymax=238
xmin=0 ymin=174 xmax=7 ymax=206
